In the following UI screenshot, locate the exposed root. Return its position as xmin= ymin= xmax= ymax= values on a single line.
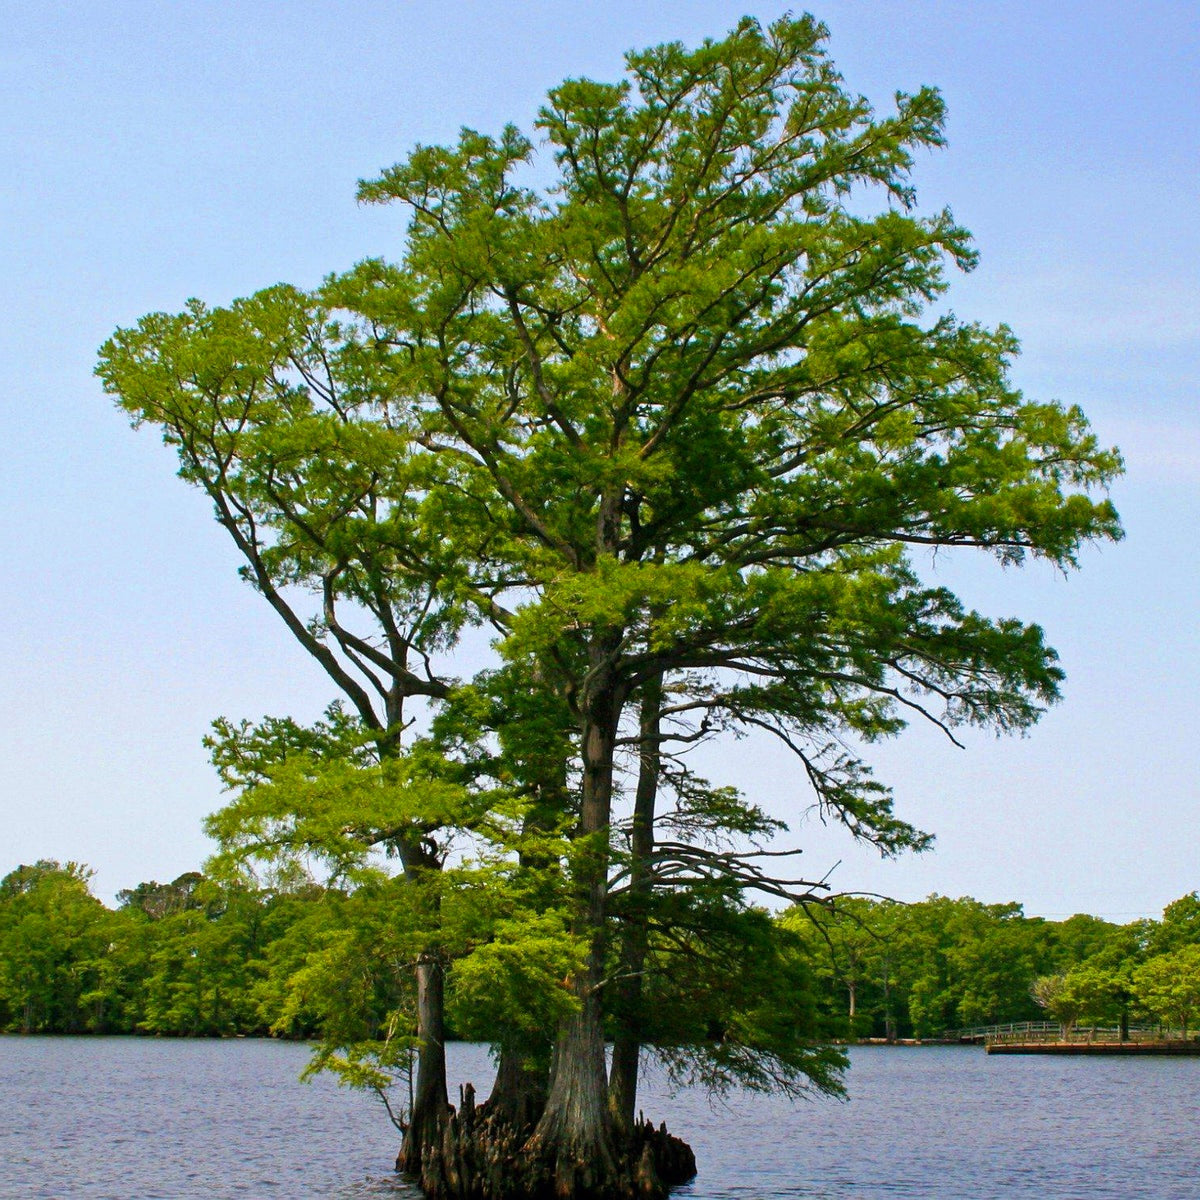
xmin=402 ymin=1085 xmax=697 ymax=1200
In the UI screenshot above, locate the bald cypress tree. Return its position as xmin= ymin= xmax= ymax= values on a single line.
xmin=101 ymin=14 xmax=1120 ymax=1198
xmin=341 ymin=14 xmax=1118 ymax=1192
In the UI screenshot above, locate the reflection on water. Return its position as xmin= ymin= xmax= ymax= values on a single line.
xmin=1 ymin=1038 xmax=1197 ymax=1199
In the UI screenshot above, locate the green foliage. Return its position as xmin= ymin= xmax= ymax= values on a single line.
xmin=785 ymin=894 xmax=1139 ymax=1038
xmin=7 ymin=858 xmax=1200 ymax=1066
xmin=99 ymin=12 xmax=1123 ymax=865
xmin=303 ymin=1036 xmax=417 ymax=1136
xmin=1054 ymin=912 xmax=1134 ymax=965
xmin=640 ymin=896 xmax=845 ymax=1099
xmin=264 ymin=883 xmax=417 ymax=1043
xmin=1060 ymin=963 xmax=1130 ymax=1028
xmin=1134 ymin=945 xmax=1200 ymax=1038
xmin=138 ymin=909 xmax=255 ymax=1036
xmin=446 ymin=911 xmax=585 ymax=1044
xmin=205 ymin=733 xmax=470 ymax=885
xmin=0 ymin=861 xmax=119 ymax=1033
xmin=117 ymin=872 xmax=207 ymax=920
xmin=1150 ymin=892 xmax=1200 ymax=954
xmin=91 ymin=13 xmax=1128 ymax=1140
xmin=1030 ymin=973 xmax=1081 ymax=1035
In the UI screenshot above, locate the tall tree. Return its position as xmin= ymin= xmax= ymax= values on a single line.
xmin=97 ymin=287 xmax=472 ymax=1168
xmin=99 ymin=14 xmax=1121 ymax=1198
xmin=1134 ymin=945 xmax=1200 ymax=1039
xmin=342 ymin=13 xmax=1120 ymax=1193
xmin=0 ymin=861 xmax=116 ymax=1033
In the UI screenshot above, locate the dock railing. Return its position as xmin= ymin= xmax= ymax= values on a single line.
xmin=946 ymin=1020 xmax=1167 ymax=1045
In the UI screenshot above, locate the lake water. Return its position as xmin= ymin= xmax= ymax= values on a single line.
xmin=1 ymin=1038 xmax=1197 ymax=1199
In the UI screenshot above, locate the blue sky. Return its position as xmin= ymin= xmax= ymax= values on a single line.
xmin=2 ymin=2 xmax=1196 ymax=916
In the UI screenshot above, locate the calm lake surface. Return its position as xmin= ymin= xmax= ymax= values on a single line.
xmin=1 ymin=1038 xmax=1197 ymax=1199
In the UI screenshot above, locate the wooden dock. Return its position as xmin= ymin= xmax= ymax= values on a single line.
xmin=944 ymin=1022 xmax=1200 ymax=1055
xmin=988 ymin=1040 xmax=1200 ymax=1055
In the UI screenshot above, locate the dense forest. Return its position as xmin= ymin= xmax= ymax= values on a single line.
xmin=4 ymin=859 xmax=1198 ymax=1046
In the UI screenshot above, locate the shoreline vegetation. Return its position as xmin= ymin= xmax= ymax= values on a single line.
xmin=4 ymin=862 xmax=1198 ymax=1048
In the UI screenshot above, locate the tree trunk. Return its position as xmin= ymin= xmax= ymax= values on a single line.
xmin=405 ymin=660 xmax=694 ymax=1197
xmin=484 ymin=1042 xmax=549 ymax=1133
xmin=394 ymin=820 xmax=451 ymax=1175
xmin=398 ymin=954 xmax=451 ymax=1172
xmin=528 ymin=990 xmax=623 ymax=1195
xmin=609 ymin=676 xmax=662 ymax=1132
xmin=526 ymin=694 xmax=625 ymax=1195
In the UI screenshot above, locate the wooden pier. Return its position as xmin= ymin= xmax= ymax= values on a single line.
xmin=946 ymin=1021 xmax=1200 ymax=1056
xmin=988 ymin=1039 xmax=1200 ymax=1055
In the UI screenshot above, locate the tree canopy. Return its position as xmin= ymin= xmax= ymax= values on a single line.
xmin=96 ymin=14 xmax=1120 ymax=1199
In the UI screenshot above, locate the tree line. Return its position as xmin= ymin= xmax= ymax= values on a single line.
xmin=89 ymin=13 xmax=1120 ymax=1198
xmin=6 ymin=860 xmax=1196 ymax=1046
xmin=784 ymin=892 xmax=1200 ymax=1041
xmin=0 ymin=859 xmax=828 ymax=1073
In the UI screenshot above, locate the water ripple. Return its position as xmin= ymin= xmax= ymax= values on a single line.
xmin=2 ymin=1039 xmax=1197 ymax=1199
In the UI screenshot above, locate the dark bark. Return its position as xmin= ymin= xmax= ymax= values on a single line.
xmin=395 ymin=824 xmax=451 ymax=1173
xmin=412 ymin=1081 xmax=695 ymax=1199
xmin=526 ymin=992 xmax=623 ymax=1195
xmin=398 ymin=954 xmax=451 ymax=1171
xmin=525 ymin=686 xmax=624 ymax=1194
xmin=482 ymin=1043 xmax=549 ymax=1134
xmin=609 ymin=676 xmax=663 ymax=1131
